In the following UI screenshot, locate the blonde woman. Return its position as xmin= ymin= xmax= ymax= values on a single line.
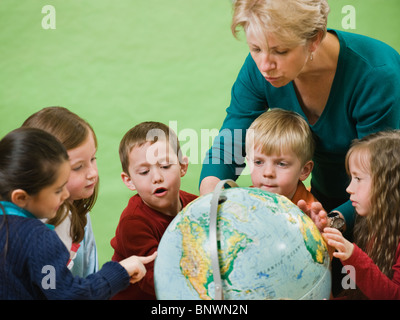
xmin=200 ymin=0 xmax=400 ymax=234
xmin=199 ymin=1 xmax=399 ymax=297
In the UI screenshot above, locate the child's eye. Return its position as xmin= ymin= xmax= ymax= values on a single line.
xmin=55 ymin=187 xmax=64 ymax=194
xmin=277 ymin=161 xmax=288 ymax=167
xmin=138 ymin=170 xmax=149 ymax=176
xmin=72 ymin=165 xmax=83 ymax=171
xmin=161 ymin=164 xmax=171 ymax=170
xmin=254 ymin=160 xmax=263 ymax=166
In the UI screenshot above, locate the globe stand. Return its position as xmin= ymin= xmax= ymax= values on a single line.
xmin=209 ymin=179 xmax=239 ymax=300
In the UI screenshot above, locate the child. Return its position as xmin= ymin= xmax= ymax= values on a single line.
xmin=110 ymin=121 xmax=198 ymax=299
xmin=22 ymin=106 xmax=99 ymax=277
xmin=323 ymin=130 xmax=400 ymax=299
xmin=245 ymin=108 xmax=317 ymax=207
xmin=0 ymin=127 xmax=156 ymax=299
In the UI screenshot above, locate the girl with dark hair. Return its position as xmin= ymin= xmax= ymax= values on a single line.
xmin=0 ymin=128 xmax=155 ymax=299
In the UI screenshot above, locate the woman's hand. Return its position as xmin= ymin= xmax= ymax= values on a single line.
xmin=297 ymin=200 xmax=328 ymax=232
xmin=199 ymin=176 xmax=221 ymax=195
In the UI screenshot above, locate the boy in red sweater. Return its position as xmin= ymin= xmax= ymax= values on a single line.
xmin=110 ymin=122 xmax=197 ymax=299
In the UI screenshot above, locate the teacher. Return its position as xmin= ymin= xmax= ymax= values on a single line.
xmin=199 ymin=0 xmax=400 ymax=235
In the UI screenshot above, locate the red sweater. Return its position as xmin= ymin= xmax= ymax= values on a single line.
xmin=342 ymin=241 xmax=400 ymax=299
xmin=110 ymin=190 xmax=197 ymax=300
xmin=291 ymin=181 xmax=318 ymax=208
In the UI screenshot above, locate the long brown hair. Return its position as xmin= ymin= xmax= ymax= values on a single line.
xmin=22 ymin=107 xmax=99 ymax=243
xmin=346 ymin=130 xmax=400 ymax=279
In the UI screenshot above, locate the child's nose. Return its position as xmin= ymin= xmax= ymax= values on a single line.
xmin=262 ymin=164 xmax=275 ymax=177
xmin=87 ymin=163 xmax=98 ymax=181
xmin=152 ymin=168 xmax=164 ymax=183
xmin=346 ymin=182 xmax=353 ymax=195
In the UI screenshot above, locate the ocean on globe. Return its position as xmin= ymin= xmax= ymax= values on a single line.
xmin=154 ymin=186 xmax=331 ymax=300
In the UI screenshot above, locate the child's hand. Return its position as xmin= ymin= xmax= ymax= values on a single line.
xmin=119 ymin=251 xmax=157 ymax=284
xmin=323 ymin=228 xmax=354 ymax=261
xmin=297 ymin=200 xmax=328 ymax=232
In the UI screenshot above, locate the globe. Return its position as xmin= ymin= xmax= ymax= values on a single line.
xmin=154 ymin=181 xmax=331 ymax=300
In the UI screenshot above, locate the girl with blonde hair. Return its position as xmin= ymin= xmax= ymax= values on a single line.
xmin=22 ymin=106 xmax=99 ymax=277
xmin=324 ymin=130 xmax=400 ymax=299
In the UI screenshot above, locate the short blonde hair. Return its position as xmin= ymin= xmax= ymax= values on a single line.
xmin=246 ymin=108 xmax=315 ymax=165
xmin=119 ymin=121 xmax=182 ymax=175
xmin=231 ymin=0 xmax=330 ymax=46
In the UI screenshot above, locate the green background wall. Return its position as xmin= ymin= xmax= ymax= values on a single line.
xmin=1 ymin=0 xmax=399 ymax=267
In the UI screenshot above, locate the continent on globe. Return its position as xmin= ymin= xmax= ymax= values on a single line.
xmin=298 ymin=214 xmax=328 ymax=264
xmin=178 ymin=216 xmax=212 ymax=300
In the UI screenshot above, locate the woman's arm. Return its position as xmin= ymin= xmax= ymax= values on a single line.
xmin=199 ymin=54 xmax=268 ymax=190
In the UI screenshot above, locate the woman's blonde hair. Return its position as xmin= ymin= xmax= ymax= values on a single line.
xmin=246 ymin=108 xmax=315 ymax=165
xmin=231 ymin=0 xmax=330 ymax=46
xmin=346 ymin=130 xmax=400 ymax=281
xmin=22 ymin=106 xmax=98 ymax=243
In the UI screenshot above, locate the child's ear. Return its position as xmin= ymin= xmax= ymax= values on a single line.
xmin=121 ymin=172 xmax=136 ymax=191
xmin=299 ymin=160 xmax=314 ymax=182
xmin=10 ymin=189 xmax=30 ymax=208
xmin=179 ymin=156 xmax=189 ymax=177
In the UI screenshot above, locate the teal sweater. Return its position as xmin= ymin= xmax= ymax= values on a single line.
xmin=200 ymin=30 xmax=400 ymax=231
